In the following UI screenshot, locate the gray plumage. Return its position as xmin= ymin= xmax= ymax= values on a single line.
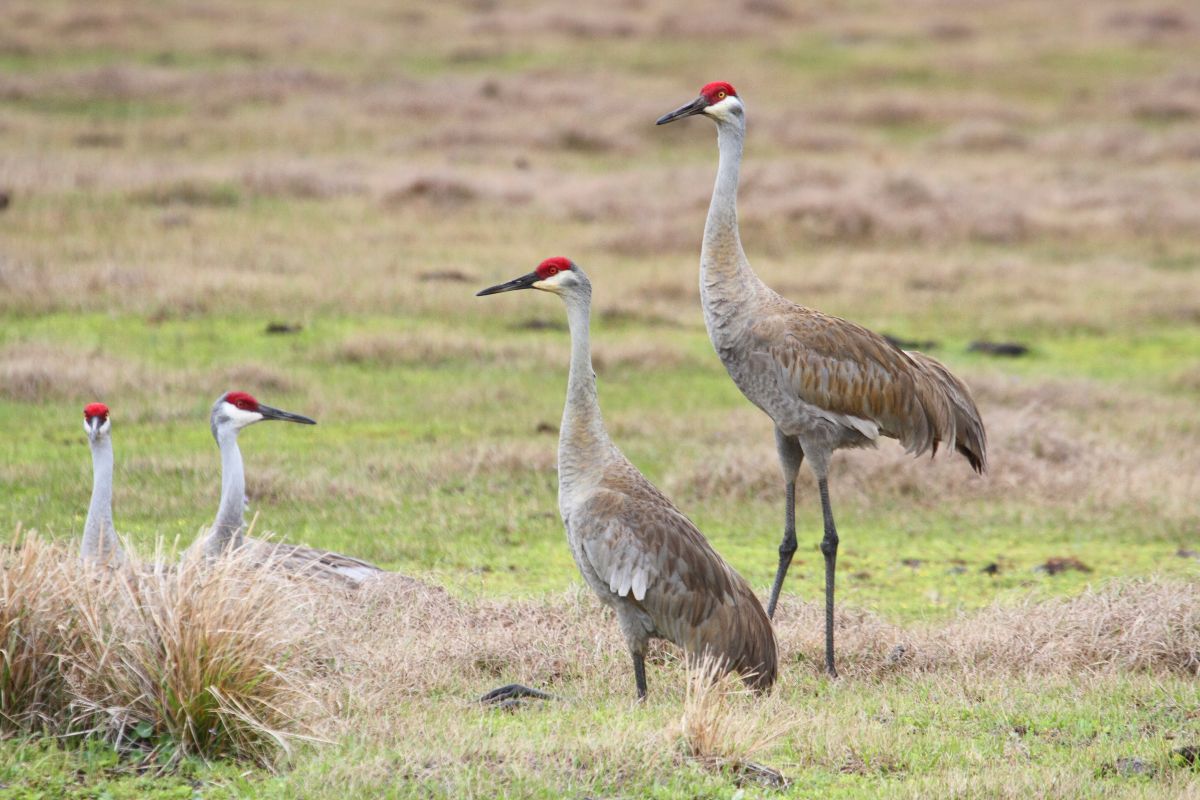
xmin=197 ymin=392 xmax=383 ymax=588
xmin=81 ymin=406 xmax=123 ymax=565
xmin=658 ymin=85 xmax=987 ymax=677
xmin=479 ymin=260 xmax=777 ymax=699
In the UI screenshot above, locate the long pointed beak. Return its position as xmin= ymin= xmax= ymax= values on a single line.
xmin=476 ymin=271 xmax=540 ymax=296
xmin=656 ymin=96 xmax=708 ymax=125
xmin=258 ymin=404 xmax=316 ymax=425
xmin=86 ymin=417 xmax=101 ymax=436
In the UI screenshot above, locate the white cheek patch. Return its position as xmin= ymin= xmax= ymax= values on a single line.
xmin=706 ymin=96 xmax=741 ymax=120
xmin=224 ymin=404 xmax=264 ymax=427
xmin=534 ymin=271 xmax=572 ymax=291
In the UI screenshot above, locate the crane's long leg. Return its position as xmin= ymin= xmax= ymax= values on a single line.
xmin=767 ymin=429 xmax=804 ymax=619
xmin=633 ymin=651 xmax=648 ymax=701
xmin=818 ymin=477 xmax=839 ymax=678
xmin=766 ymin=480 xmax=796 ymax=619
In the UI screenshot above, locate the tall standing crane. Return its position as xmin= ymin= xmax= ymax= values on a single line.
xmin=478 ymin=258 xmax=777 ymax=700
xmin=81 ymin=402 xmax=124 ymax=565
xmin=657 ymin=83 xmax=987 ymax=677
xmin=198 ymin=391 xmax=383 ymax=587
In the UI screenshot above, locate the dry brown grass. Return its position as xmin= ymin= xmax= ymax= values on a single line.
xmin=678 ymin=654 xmax=792 ymax=782
xmin=772 ymin=577 xmax=1200 ymax=679
xmin=7 ymin=525 xmax=1198 ymax=782
xmin=0 ymin=342 xmax=142 ymax=403
xmin=326 ymin=330 xmax=551 ymax=368
xmin=0 ymin=530 xmax=81 ymax=732
xmin=318 ymin=572 xmax=1200 ymax=713
xmin=1 ymin=531 xmax=324 ymax=766
xmin=71 ymin=546 xmax=323 ymax=766
xmin=664 ymin=372 xmax=1200 ymax=524
xmin=0 ymin=341 xmax=299 ymax=412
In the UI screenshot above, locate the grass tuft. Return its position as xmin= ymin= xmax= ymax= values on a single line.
xmin=0 ymin=528 xmax=80 ymax=733
xmin=2 ymin=531 xmax=321 ymax=767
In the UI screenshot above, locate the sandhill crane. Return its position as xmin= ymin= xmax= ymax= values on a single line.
xmin=81 ymin=402 xmax=124 ymax=565
xmin=478 ymin=258 xmax=777 ymax=700
xmin=198 ymin=391 xmax=383 ymax=587
xmin=657 ymin=83 xmax=987 ymax=677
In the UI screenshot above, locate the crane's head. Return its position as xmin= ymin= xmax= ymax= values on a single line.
xmin=656 ymin=81 xmax=743 ymax=127
xmin=83 ymin=402 xmax=111 ymax=442
xmin=476 ymin=256 xmax=590 ymax=298
xmin=210 ymin=391 xmax=316 ymax=442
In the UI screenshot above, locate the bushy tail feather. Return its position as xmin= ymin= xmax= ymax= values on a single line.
xmin=729 ymin=588 xmax=779 ymax=692
xmin=907 ymin=351 xmax=988 ymax=473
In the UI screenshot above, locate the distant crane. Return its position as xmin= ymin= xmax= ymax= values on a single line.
xmin=197 ymin=391 xmax=383 ymax=587
xmin=81 ymin=402 xmax=124 ymax=565
xmin=657 ymin=83 xmax=987 ymax=677
xmin=478 ymin=258 xmax=777 ymax=700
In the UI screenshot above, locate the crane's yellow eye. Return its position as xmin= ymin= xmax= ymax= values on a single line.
xmin=717 ymin=91 xmax=726 ymax=100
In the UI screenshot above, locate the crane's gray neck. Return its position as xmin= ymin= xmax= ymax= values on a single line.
xmin=558 ymin=286 xmax=613 ymax=505
xmin=701 ymin=120 xmax=765 ymax=307
xmin=207 ymin=428 xmax=246 ymax=556
xmin=82 ymin=436 xmax=121 ymax=563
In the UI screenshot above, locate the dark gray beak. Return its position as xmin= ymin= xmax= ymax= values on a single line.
xmin=259 ymin=404 xmax=316 ymax=425
xmin=656 ymin=96 xmax=708 ymax=125
xmin=476 ymin=271 xmax=540 ymax=296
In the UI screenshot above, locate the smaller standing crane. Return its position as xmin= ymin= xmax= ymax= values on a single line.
xmin=81 ymin=402 xmax=123 ymax=565
xmin=478 ymin=258 xmax=777 ymax=700
xmin=197 ymin=391 xmax=383 ymax=587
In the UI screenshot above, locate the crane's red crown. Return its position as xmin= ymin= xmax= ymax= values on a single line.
xmin=536 ymin=257 xmax=573 ymax=280
xmin=700 ymin=82 xmax=738 ymax=103
xmin=224 ymin=391 xmax=260 ymax=412
xmin=83 ymin=402 xmax=109 ymax=420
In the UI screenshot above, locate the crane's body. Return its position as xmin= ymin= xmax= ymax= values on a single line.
xmin=658 ymin=83 xmax=986 ymax=676
xmin=81 ymin=403 xmax=123 ymax=565
xmin=198 ymin=391 xmax=383 ymax=588
xmin=479 ymin=258 xmax=777 ymax=699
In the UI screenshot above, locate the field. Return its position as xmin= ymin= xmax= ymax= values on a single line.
xmin=2 ymin=0 xmax=1200 ymax=796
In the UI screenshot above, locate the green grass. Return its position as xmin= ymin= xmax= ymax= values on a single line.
xmin=3 ymin=673 xmax=1197 ymax=798
xmin=3 ymin=0 xmax=1200 ymax=794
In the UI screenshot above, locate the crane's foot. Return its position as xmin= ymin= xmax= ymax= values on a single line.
xmin=479 ymin=683 xmax=553 ymax=710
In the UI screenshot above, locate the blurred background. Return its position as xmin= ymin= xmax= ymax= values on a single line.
xmin=2 ymin=0 xmax=1198 ymax=614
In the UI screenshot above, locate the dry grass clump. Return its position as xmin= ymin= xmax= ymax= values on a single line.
xmin=773 ymin=578 xmax=1200 ymax=679
xmin=71 ymin=547 xmax=321 ymax=765
xmin=678 ymin=654 xmax=790 ymax=782
xmin=242 ymin=166 xmax=366 ymax=201
xmin=0 ymin=531 xmax=82 ymax=732
xmin=217 ymin=362 xmax=298 ymax=395
xmin=326 ymin=331 xmax=558 ymax=368
xmin=1122 ymin=71 xmax=1200 ymax=122
xmin=129 ymin=179 xmax=240 ymax=208
xmin=0 ymin=342 xmax=142 ymax=403
xmin=592 ymin=339 xmax=703 ymax=372
xmin=382 ymin=175 xmax=478 ymax=208
xmin=0 ymin=530 xmax=323 ymax=766
xmin=934 ymin=120 xmax=1028 ymax=153
xmin=923 ymin=578 xmax=1200 ymax=676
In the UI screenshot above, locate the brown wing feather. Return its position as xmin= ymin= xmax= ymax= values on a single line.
xmin=245 ymin=537 xmax=383 ymax=588
xmin=753 ymin=308 xmax=986 ymax=470
xmin=905 ymin=351 xmax=988 ymax=473
xmin=575 ymin=488 xmax=778 ymax=691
